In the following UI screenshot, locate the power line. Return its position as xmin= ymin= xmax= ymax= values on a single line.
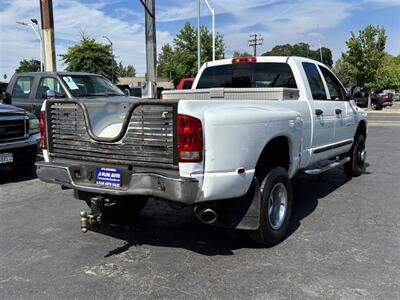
xmin=248 ymin=34 xmax=263 ymax=56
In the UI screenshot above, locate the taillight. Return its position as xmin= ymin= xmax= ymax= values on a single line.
xmin=177 ymin=114 xmax=203 ymax=162
xmin=40 ymin=111 xmax=47 ymax=150
xmin=232 ymin=56 xmax=257 ymax=64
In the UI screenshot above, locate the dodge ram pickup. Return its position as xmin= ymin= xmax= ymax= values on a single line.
xmin=36 ymin=56 xmax=367 ymax=246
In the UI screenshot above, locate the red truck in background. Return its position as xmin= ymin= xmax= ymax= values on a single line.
xmin=177 ymin=78 xmax=195 ymax=90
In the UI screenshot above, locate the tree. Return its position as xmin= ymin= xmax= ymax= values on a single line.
xmin=60 ymin=36 xmax=117 ymax=79
xmin=15 ymin=59 xmax=41 ymax=73
xmin=116 ymin=62 xmax=136 ymax=77
xmin=232 ymin=51 xmax=252 ymax=57
xmin=333 ymin=57 xmax=356 ymax=87
xmin=370 ymin=54 xmax=400 ymax=90
xmin=262 ymin=43 xmax=333 ymax=67
xmin=338 ymin=25 xmax=386 ymax=87
xmin=158 ymin=22 xmax=225 ymax=86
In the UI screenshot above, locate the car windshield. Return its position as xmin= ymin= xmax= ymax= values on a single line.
xmin=61 ymin=75 xmax=125 ymax=97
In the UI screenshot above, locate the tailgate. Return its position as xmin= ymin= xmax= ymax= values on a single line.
xmin=46 ymin=100 xmax=178 ymax=169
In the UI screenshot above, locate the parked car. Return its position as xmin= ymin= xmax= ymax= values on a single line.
xmin=177 ymin=78 xmax=195 ymax=90
xmin=4 ymin=72 xmax=132 ymax=118
xmin=393 ymin=90 xmax=400 ymax=101
xmin=0 ymin=104 xmax=40 ymax=173
xmin=370 ymin=91 xmax=393 ymax=110
xmin=36 ymin=56 xmax=367 ymax=246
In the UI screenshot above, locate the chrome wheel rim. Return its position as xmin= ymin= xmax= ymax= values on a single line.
xmin=357 ymin=139 xmax=366 ymax=168
xmin=267 ymin=182 xmax=288 ymax=230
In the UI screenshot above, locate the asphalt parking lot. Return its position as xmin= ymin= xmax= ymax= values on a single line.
xmin=1 ymin=112 xmax=400 ymax=299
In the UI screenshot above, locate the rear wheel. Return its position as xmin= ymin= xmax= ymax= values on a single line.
xmin=370 ymin=102 xmax=382 ymax=110
xmin=344 ymin=134 xmax=366 ymax=177
xmin=248 ymin=167 xmax=293 ymax=246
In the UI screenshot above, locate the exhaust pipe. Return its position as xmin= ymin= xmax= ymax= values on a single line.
xmin=194 ymin=206 xmax=217 ymax=224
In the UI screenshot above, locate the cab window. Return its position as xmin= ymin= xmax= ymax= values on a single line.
xmin=319 ymin=66 xmax=345 ymax=100
xmin=196 ymin=63 xmax=297 ymax=89
xmin=302 ymin=62 xmax=327 ymax=100
xmin=36 ymin=77 xmax=66 ymax=99
xmin=12 ymin=77 xmax=33 ymax=98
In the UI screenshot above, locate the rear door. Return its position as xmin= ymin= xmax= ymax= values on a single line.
xmin=302 ymin=62 xmax=336 ymax=157
xmin=319 ymin=66 xmax=356 ymax=148
xmin=10 ymin=76 xmax=34 ymax=112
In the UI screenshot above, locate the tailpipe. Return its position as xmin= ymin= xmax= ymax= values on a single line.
xmin=194 ymin=206 xmax=217 ymax=224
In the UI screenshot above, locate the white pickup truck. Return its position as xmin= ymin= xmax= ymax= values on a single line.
xmin=36 ymin=56 xmax=367 ymax=245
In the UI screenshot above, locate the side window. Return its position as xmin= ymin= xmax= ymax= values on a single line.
xmin=36 ymin=77 xmax=66 ymax=99
xmin=302 ymin=62 xmax=327 ymax=100
xmin=319 ymin=66 xmax=345 ymax=100
xmin=12 ymin=77 xmax=33 ymax=98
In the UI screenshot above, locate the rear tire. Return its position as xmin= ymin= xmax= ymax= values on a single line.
xmin=344 ymin=134 xmax=366 ymax=177
xmin=248 ymin=167 xmax=293 ymax=246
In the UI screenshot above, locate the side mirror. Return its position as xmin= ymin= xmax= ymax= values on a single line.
xmin=45 ymin=90 xmax=56 ymax=99
xmin=2 ymin=92 xmax=11 ymax=105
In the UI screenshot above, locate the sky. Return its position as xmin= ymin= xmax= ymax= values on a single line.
xmin=0 ymin=0 xmax=399 ymax=79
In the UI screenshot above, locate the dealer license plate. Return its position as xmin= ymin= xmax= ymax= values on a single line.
xmin=0 ymin=153 xmax=13 ymax=164
xmin=96 ymin=168 xmax=122 ymax=187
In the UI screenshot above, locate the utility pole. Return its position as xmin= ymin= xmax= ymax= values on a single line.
xmin=40 ymin=0 xmax=56 ymax=71
xmin=140 ymin=0 xmax=157 ymax=99
xmin=248 ymin=34 xmax=263 ymax=56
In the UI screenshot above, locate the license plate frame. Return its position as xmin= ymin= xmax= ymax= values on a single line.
xmin=0 ymin=153 xmax=13 ymax=164
xmin=95 ymin=168 xmax=122 ymax=187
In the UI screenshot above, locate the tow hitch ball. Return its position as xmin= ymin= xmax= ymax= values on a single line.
xmin=80 ymin=197 xmax=104 ymax=233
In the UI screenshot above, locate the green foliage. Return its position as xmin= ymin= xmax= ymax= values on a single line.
xmin=15 ymin=59 xmax=41 ymax=73
xmin=370 ymin=54 xmax=400 ymax=90
xmin=232 ymin=51 xmax=252 ymax=57
xmin=116 ymin=62 xmax=136 ymax=77
xmin=338 ymin=25 xmax=387 ymax=87
xmin=60 ymin=36 xmax=117 ymax=79
xmin=262 ymin=43 xmax=333 ymax=67
xmin=333 ymin=57 xmax=357 ymax=87
xmin=158 ymin=22 xmax=225 ymax=87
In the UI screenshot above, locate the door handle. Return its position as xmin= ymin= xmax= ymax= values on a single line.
xmin=315 ymin=109 xmax=323 ymax=116
xmin=335 ymin=108 xmax=342 ymax=115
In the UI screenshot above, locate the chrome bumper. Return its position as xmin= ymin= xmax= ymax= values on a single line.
xmin=36 ymin=162 xmax=199 ymax=204
xmin=0 ymin=133 xmax=40 ymax=151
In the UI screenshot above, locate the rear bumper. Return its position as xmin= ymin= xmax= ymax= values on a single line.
xmin=36 ymin=161 xmax=199 ymax=204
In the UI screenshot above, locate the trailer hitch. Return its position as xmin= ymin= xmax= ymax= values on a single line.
xmin=80 ymin=197 xmax=104 ymax=233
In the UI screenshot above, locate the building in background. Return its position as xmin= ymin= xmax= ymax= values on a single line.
xmin=117 ymin=77 xmax=173 ymax=89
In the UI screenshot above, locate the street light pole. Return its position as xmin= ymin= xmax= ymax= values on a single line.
xmin=197 ymin=0 xmax=216 ymax=70
xmin=16 ymin=21 xmax=44 ymax=72
xmin=203 ymin=0 xmax=215 ymax=61
xmin=103 ymin=36 xmax=114 ymax=83
xmin=197 ymin=0 xmax=201 ymax=71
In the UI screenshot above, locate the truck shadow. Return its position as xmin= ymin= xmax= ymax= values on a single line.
xmin=93 ymin=167 xmax=366 ymax=256
xmin=0 ymin=167 xmax=37 ymax=185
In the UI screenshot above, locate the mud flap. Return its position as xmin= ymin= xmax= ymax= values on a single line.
xmin=213 ymin=178 xmax=261 ymax=230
